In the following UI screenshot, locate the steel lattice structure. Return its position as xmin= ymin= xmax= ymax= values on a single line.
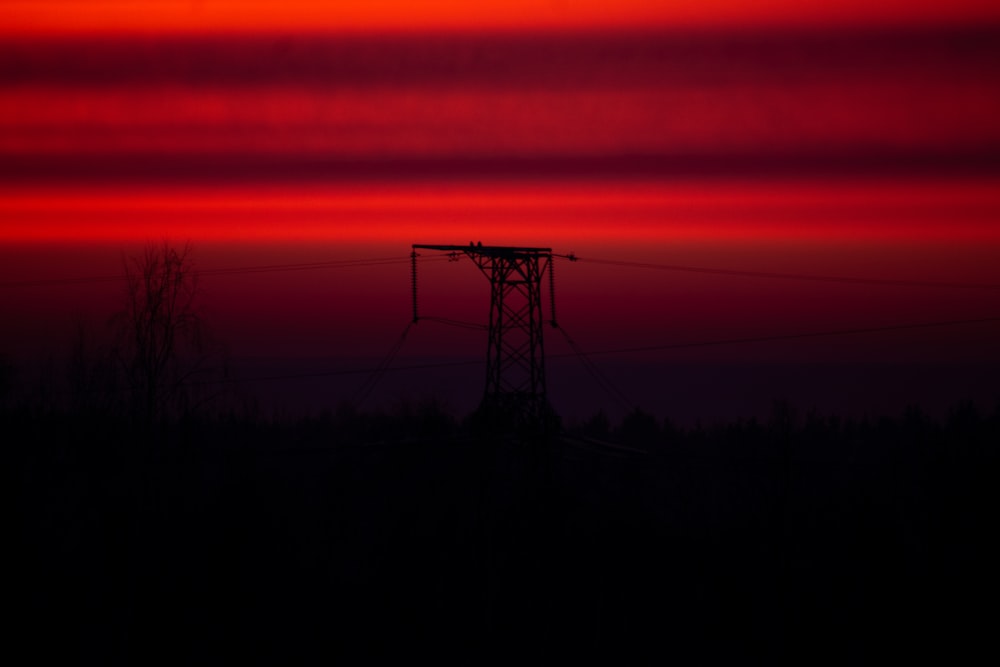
xmin=412 ymin=243 xmax=557 ymax=431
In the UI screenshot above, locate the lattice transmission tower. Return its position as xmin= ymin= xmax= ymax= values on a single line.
xmin=412 ymin=243 xmax=563 ymax=433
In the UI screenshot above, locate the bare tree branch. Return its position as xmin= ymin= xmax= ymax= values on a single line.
xmin=115 ymin=241 xmax=224 ymax=426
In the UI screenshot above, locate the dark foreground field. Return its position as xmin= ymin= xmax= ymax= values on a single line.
xmin=11 ymin=404 xmax=1000 ymax=664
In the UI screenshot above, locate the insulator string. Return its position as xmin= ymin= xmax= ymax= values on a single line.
xmin=410 ymin=250 xmax=419 ymax=323
xmin=548 ymin=255 xmax=558 ymax=327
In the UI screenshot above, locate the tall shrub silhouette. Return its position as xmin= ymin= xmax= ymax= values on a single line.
xmin=114 ymin=241 xmax=216 ymax=425
xmin=0 ymin=354 xmax=13 ymax=411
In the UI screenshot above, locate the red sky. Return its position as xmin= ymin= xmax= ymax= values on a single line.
xmin=2 ymin=1 xmax=999 ymax=420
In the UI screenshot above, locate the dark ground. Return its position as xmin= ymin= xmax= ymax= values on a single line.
xmin=11 ymin=404 xmax=1000 ymax=664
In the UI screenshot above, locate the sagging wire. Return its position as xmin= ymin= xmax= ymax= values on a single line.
xmin=420 ymin=316 xmax=488 ymax=331
xmin=552 ymin=324 xmax=635 ymax=415
xmin=354 ymin=322 xmax=413 ymax=408
xmin=546 ymin=252 xmax=632 ymax=413
xmin=411 ymin=250 xmax=419 ymax=323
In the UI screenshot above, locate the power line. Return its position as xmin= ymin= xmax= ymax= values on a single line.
xmin=419 ymin=316 xmax=488 ymax=331
xmin=553 ymin=324 xmax=634 ymax=413
xmin=575 ymin=316 xmax=1000 ymax=357
xmin=570 ymin=256 xmax=1000 ymax=290
xmin=196 ymin=315 xmax=1000 ymax=387
xmin=0 ymin=274 xmax=125 ymax=288
xmin=354 ymin=322 xmax=413 ymax=408
xmin=0 ymin=255 xmax=439 ymax=289
xmin=192 ymin=358 xmax=484 ymax=387
xmin=199 ymin=257 xmax=414 ymax=277
xmin=5 ymin=251 xmax=997 ymax=291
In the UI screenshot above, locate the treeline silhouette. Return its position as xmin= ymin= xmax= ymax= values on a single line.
xmin=7 ymin=243 xmax=999 ymax=662
xmin=9 ymin=391 xmax=1000 ymax=664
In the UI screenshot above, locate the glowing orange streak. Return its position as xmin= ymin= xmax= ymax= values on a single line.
xmin=3 ymin=181 xmax=999 ymax=243
xmin=5 ymin=1 xmax=1000 ymax=33
xmin=4 ymin=181 xmax=1000 ymax=211
xmin=7 ymin=222 xmax=995 ymax=245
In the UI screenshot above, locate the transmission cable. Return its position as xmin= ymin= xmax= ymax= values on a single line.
xmin=353 ymin=322 xmax=413 ymax=408
xmin=0 ymin=255 xmax=443 ymax=289
xmin=564 ymin=256 xmax=1000 ymax=290
xmin=419 ymin=316 xmax=488 ymax=331
xmin=552 ymin=324 xmax=634 ymax=413
xmin=199 ymin=257 xmax=413 ymax=277
xmin=182 ymin=358 xmax=481 ymax=390
xmin=573 ymin=316 xmax=1000 ymax=357
xmin=181 ymin=315 xmax=1000 ymax=388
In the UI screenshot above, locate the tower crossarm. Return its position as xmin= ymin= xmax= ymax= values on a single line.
xmin=412 ymin=245 xmax=553 ymax=254
xmin=411 ymin=242 xmax=558 ymax=433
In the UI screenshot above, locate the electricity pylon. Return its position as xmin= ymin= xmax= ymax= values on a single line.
xmin=412 ymin=243 xmax=559 ymax=433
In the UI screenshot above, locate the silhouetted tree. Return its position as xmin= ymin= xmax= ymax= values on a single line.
xmin=114 ymin=241 xmax=220 ymax=425
xmin=615 ymin=407 xmax=660 ymax=447
xmin=67 ymin=318 xmax=119 ymax=416
xmin=0 ymin=354 xmax=14 ymax=411
xmin=581 ymin=409 xmax=611 ymax=439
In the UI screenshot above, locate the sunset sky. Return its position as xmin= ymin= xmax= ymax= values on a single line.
xmin=2 ymin=1 xmax=999 ymax=422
